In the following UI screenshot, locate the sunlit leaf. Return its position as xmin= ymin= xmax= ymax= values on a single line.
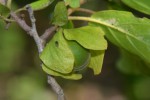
xmin=90 ymin=10 xmax=150 ymax=63
xmin=122 ymin=0 xmax=150 ymax=15
xmin=40 ymin=29 xmax=74 ymax=74
xmin=52 ymin=1 xmax=68 ymax=26
xmin=26 ymin=0 xmax=54 ymax=11
xmin=89 ymin=50 xmax=105 ymax=75
xmin=64 ymin=26 xmax=107 ymax=50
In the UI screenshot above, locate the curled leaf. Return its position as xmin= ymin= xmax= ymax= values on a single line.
xmin=42 ymin=64 xmax=82 ymax=80
xmin=40 ymin=29 xmax=74 ymax=74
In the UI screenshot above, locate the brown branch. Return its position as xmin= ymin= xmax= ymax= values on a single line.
xmin=26 ymin=5 xmax=65 ymax=100
xmin=26 ymin=5 xmax=44 ymax=53
xmin=48 ymin=75 xmax=65 ymax=100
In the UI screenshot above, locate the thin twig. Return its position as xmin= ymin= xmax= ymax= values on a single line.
xmin=48 ymin=75 xmax=65 ymax=100
xmin=40 ymin=26 xmax=57 ymax=41
xmin=26 ymin=6 xmax=65 ymax=100
xmin=10 ymin=12 xmax=31 ymax=33
xmin=68 ymin=8 xmax=95 ymax=15
xmin=26 ymin=5 xmax=43 ymax=53
xmin=11 ymin=5 xmax=65 ymax=100
xmin=0 ymin=15 xmax=13 ymax=29
xmin=0 ymin=15 xmax=15 ymax=22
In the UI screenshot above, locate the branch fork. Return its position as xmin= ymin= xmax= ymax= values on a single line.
xmin=10 ymin=5 xmax=65 ymax=100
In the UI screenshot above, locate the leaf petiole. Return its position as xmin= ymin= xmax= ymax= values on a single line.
xmin=68 ymin=16 xmax=128 ymax=34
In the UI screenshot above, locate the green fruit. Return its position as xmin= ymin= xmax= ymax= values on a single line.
xmin=67 ymin=41 xmax=90 ymax=71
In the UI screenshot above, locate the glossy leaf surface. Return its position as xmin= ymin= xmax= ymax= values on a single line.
xmin=40 ymin=29 xmax=74 ymax=74
xmin=90 ymin=10 xmax=150 ymax=63
xmin=122 ymin=0 xmax=150 ymax=15
xmin=64 ymin=26 xmax=107 ymax=50
xmin=52 ymin=1 xmax=68 ymax=26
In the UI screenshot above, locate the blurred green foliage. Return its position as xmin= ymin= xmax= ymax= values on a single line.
xmin=0 ymin=21 xmax=25 ymax=73
xmin=7 ymin=70 xmax=56 ymax=100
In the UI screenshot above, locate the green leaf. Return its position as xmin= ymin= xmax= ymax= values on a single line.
xmin=117 ymin=49 xmax=150 ymax=75
xmin=0 ymin=3 xmax=10 ymax=17
xmin=90 ymin=10 xmax=150 ymax=63
xmin=64 ymin=26 xmax=107 ymax=50
xmin=42 ymin=64 xmax=82 ymax=80
xmin=28 ymin=0 xmax=54 ymax=11
xmin=40 ymin=28 xmax=74 ymax=74
xmin=52 ymin=1 xmax=68 ymax=26
xmin=88 ymin=50 xmax=105 ymax=75
xmin=62 ymin=21 xmax=74 ymax=29
xmin=121 ymin=0 xmax=150 ymax=15
xmin=64 ymin=0 xmax=80 ymax=8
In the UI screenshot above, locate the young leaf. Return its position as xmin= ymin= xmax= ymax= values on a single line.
xmin=63 ymin=26 xmax=107 ymax=50
xmin=0 ymin=3 xmax=10 ymax=17
xmin=42 ymin=64 xmax=82 ymax=80
xmin=27 ymin=0 xmax=54 ymax=11
xmin=89 ymin=50 xmax=105 ymax=75
xmin=52 ymin=1 xmax=68 ymax=26
xmin=121 ymin=0 xmax=150 ymax=15
xmin=40 ymin=29 xmax=74 ymax=74
xmin=64 ymin=0 xmax=80 ymax=8
xmin=89 ymin=10 xmax=150 ymax=63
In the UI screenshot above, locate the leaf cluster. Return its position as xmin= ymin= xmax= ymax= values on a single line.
xmin=0 ymin=0 xmax=150 ymax=80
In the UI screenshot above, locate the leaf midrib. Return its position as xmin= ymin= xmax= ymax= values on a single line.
xmin=68 ymin=16 xmax=149 ymax=47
